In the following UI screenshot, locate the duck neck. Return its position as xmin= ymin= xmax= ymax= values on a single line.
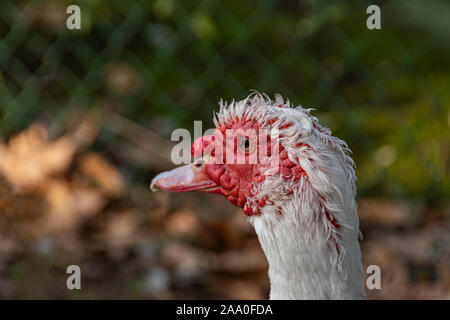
xmin=251 ymin=208 xmax=366 ymax=300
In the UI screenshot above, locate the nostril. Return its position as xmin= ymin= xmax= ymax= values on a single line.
xmin=150 ymin=180 xmax=159 ymax=192
xmin=194 ymin=159 xmax=204 ymax=168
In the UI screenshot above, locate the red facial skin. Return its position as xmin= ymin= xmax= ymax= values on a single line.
xmin=151 ymin=120 xmax=307 ymax=216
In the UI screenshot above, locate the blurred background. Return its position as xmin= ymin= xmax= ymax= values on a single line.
xmin=0 ymin=0 xmax=449 ymax=299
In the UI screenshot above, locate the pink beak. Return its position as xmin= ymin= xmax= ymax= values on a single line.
xmin=150 ymin=162 xmax=217 ymax=193
xmin=151 ymin=135 xmax=218 ymax=193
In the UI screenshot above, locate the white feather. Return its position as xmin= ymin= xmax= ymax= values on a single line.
xmin=216 ymin=92 xmax=366 ymax=299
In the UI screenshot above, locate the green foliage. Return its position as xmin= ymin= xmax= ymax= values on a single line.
xmin=0 ymin=0 xmax=448 ymax=202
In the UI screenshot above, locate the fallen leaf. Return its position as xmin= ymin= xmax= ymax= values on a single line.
xmin=165 ymin=208 xmax=200 ymax=237
xmin=0 ymin=124 xmax=76 ymax=190
xmin=358 ymin=198 xmax=412 ymax=227
xmin=79 ymin=153 xmax=124 ymax=197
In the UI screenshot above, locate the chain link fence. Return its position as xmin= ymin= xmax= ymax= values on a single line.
xmin=0 ymin=0 xmax=449 ymax=300
xmin=0 ymin=0 xmax=449 ymax=200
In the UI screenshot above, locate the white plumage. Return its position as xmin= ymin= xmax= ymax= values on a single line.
xmin=152 ymin=92 xmax=366 ymax=299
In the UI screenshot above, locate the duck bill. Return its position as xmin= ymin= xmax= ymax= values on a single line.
xmin=150 ymin=163 xmax=217 ymax=193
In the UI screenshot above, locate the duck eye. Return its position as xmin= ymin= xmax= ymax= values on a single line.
xmin=238 ymin=136 xmax=253 ymax=152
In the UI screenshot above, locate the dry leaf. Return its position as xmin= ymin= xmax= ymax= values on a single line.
xmin=72 ymin=187 xmax=106 ymax=217
xmin=213 ymin=248 xmax=268 ymax=273
xmin=102 ymin=210 xmax=138 ymax=249
xmin=358 ymin=198 xmax=412 ymax=227
xmin=0 ymin=124 xmax=76 ymax=190
xmin=215 ymin=280 xmax=265 ymax=300
xmin=165 ymin=208 xmax=200 ymax=237
xmin=40 ymin=179 xmax=77 ymax=234
xmin=79 ymin=153 xmax=124 ymax=197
